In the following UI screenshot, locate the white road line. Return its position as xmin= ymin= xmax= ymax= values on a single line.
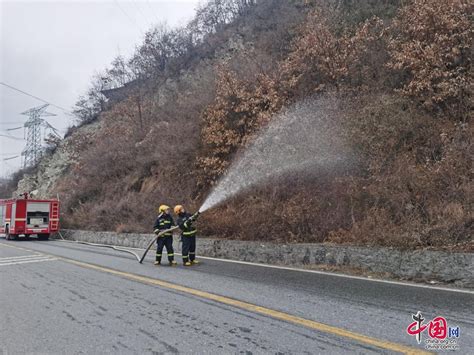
xmin=0 ymin=256 xmax=54 ymax=264
xmin=195 ymin=255 xmax=474 ymax=295
xmin=0 ymin=258 xmax=57 ymax=266
xmin=0 ymin=255 xmax=44 ymax=261
xmin=52 ymin=240 xmax=474 ymax=295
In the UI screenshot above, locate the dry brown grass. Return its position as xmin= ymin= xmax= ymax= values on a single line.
xmin=52 ymin=0 xmax=472 ymax=250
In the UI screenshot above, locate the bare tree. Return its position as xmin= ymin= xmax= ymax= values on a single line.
xmin=73 ymin=73 xmax=109 ymax=123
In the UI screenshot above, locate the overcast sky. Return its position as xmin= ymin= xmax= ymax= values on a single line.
xmin=0 ymin=0 xmax=200 ymax=177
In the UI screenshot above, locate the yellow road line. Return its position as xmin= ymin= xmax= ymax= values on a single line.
xmin=64 ymin=258 xmax=426 ymax=354
xmin=0 ymin=242 xmax=428 ymax=354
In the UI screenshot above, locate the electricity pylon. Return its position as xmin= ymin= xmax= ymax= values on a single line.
xmin=21 ymin=104 xmax=56 ymax=168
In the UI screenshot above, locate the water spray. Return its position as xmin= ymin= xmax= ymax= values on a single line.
xmin=140 ymin=97 xmax=350 ymax=264
xmin=199 ymin=97 xmax=351 ymax=213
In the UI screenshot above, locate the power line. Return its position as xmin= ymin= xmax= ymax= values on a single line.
xmin=146 ymin=0 xmax=160 ymax=24
xmin=0 ymin=134 xmax=24 ymax=141
xmin=3 ymin=155 xmax=20 ymax=161
xmin=132 ymin=0 xmax=154 ymax=28
xmin=0 ymin=81 xmax=72 ymax=115
xmin=113 ymin=0 xmax=144 ymax=34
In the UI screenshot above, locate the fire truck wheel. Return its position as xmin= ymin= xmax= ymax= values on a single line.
xmin=38 ymin=234 xmax=50 ymax=241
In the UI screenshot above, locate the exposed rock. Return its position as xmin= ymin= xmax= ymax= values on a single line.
xmin=15 ymin=120 xmax=101 ymax=198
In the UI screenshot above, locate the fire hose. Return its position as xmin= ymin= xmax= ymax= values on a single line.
xmin=139 ymin=212 xmax=199 ymax=263
xmin=56 ymin=231 xmax=142 ymax=262
xmin=138 ymin=226 xmax=180 ymax=263
xmin=55 ymin=211 xmax=200 ymax=264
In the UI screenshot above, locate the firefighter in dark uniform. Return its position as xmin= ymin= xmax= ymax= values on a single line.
xmin=174 ymin=205 xmax=199 ymax=266
xmin=153 ymin=205 xmax=177 ymax=266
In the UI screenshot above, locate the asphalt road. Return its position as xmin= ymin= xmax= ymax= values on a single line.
xmin=1 ymin=237 xmax=472 ymax=354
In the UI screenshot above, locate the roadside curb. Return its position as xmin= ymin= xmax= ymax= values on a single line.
xmin=57 ymin=229 xmax=474 ymax=288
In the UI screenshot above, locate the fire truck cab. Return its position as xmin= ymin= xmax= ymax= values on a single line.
xmin=0 ymin=194 xmax=59 ymax=240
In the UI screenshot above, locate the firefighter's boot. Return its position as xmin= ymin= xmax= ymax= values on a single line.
xmin=191 ymin=260 xmax=200 ymax=265
xmin=169 ymin=260 xmax=177 ymax=266
xmin=167 ymin=250 xmax=175 ymax=265
xmin=155 ymin=251 xmax=162 ymax=266
xmin=183 ymin=255 xmax=191 ymax=266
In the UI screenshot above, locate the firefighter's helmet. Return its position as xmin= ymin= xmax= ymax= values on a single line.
xmin=158 ymin=205 xmax=170 ymax=213
xmin=174 ymin=205 xmax=184 ymax=214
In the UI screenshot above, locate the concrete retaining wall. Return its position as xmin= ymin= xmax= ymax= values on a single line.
xmin=59 ymin=229 xmax=474 ymax=288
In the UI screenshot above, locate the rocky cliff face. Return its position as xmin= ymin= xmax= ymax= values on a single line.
xmin=15 ymin=120 xmax=101 ymax=198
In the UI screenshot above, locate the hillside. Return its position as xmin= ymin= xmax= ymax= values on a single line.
xmin=7 ymin=0 xmax=473 ymax=250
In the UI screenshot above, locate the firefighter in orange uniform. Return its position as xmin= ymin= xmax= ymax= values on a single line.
xmin=153 ymin=205 xmax=177 ymax=266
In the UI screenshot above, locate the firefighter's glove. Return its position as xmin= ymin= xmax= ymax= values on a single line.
xmin=190 ymin=212 xmax=200 ymax=222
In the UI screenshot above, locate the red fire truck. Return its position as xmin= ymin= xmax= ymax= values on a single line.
xmin=0 ymin=194 xmax=59 ymax=240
